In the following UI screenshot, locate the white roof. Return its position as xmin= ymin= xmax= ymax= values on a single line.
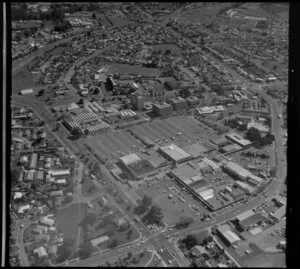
xmin=159 ymin=144 xmax=191 ymax=162
xmin=248 ymin=174 xmax=263 ymax=183
xmin=18 ymin=204 xmax=30 ymax=213
xmin=49 ymin=170 xmax=70 ymax=176
xmin=14 ymin=192 xmax=23 ymax=199
xmin=90 ymin=235 xmax=110 ymax=247
xmin=120 ymin=153 xmax=142 ymax=166
xmin=33 ymin=246 xmax=48 ymax=257
xmin=198 ymin=188 xmax=214 ymax=200
xmin=203 ymin=158 xmax=219 ymax=170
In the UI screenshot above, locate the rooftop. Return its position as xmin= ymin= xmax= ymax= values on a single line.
xmin=159 ymin=143 xmax=191 ymax=162
xmin=120 ymin=153 xmax=142 ymax=166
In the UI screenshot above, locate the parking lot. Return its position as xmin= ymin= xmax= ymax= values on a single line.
xmin=136 ymin=176 xmax=209 ymax=226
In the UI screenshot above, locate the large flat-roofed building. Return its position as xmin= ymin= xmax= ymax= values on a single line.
xmin=152 ymin=102 xmax=173 ymax=117
xmin=225 ymin=133 xmax=251 ymax=147
xmin=169 ymin=96 xmax=188 ymax=110
xmin=216 ymin=225 xmax=240 ymax=246
xmin=130 ymin=93 xmax=144 ymax=110
xmin=20 ymin=88 xmax=34 ymax=95
xmin=234 ymin=180 xmax=254 ymax=194
xmin=158 ymin=144 xmax=191 ymax=163
xmin=169 ymin=163 xmax=201 ymax=185
xmin=247 ymin=174 xmax=263 ymax=186
xmin=223 ymin=161 xmax=252 ymax=181
xmin=236 ymin=209 xmax=255 ymax=222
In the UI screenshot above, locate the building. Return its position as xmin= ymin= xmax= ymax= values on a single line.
xmin=130 ymin=93 xmax=144 ymax=110
xmin=36 ymin=171 xmax=44 ymax=181
xmin=152 ymin=101 xmax=173 ymax=117
xmin=186 ymin=96 xmax=200 ymax=107
xmin=49 ymin=169 xmax=70 ymax=177
xmin=225 ymin=133 xmax=251 ymax=147
xmin=120 ymin=153 xmax=142 ymax=167
xmin=29 ymin=153 xmax=38 ymax=169
xmin=191 ymin=245 xmax=209 ymax=257
xmin=18 ymin=204 xmax=30 ymax=214
xmin=198 ymin=188 xmax=214 ymax=201
xmin=234 ymin=180 xmax=254 ymax=194
xmin=33 ymin=246 xmax=48 ymax=259
xmin=50 ymin=190 xmax=64 ymax=197
xmin=90 ymin=235 xmax=110 ymax=247
xmin=247 ymin=121 xmax=269 ymax=134
xmin=216 ymin=225 xmax=240 ymax=246
xmin=20 ymin=88 xmax=34 ymax=95
xmin=24 ymin=170 xmax=35 ymax=182
xmin=236 ymin=210 xmax=255 ymax=222
xmin=247 ymin=174 xmax=263 ymax=186
xmin=270 ymin=205 xmax=286 ymax=222
xmin=40 ymin=216 xmax=55 ymax=226
xmin=239 ymin=213 xmax=267 ymax=231
xmin=223 ymin=162 xmax=252 ymax=181
xmin=169 ymin=96 xmax=187 ymax=110
xmin=158 ymin=144 xmax=191 ymax=163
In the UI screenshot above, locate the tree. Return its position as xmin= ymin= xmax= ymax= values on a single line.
xmin=181 ymin=234 xmax=198 ymax=250
xmin=108 ymin=239 xmax=118 ymax=249
xmin=245 ymin=127 xmax=261 ymax=142
xmin=11 ymin=166 xmax=22 ymax=183
xmin=142 ymin=205 xmax=163 ymax=225
xmin=24 ymin=29 xmax=32 ymax=38
xmin=94 ymin=87 xmax=100 ymax=95
xmin=78 ymin=242 xmax=94 ymax=259
xmin=175 ymin=216 xmax=194 ymax=229
xmin=37 ymin=89 xmax=44 ymax=97
xmin=71 ymin=127 xmax=82 ymax=139
xmin=92 ymin=13 xmax=96 ymax=19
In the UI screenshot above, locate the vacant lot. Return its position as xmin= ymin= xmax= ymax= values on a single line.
xmin=82 ymin=176 xmax=99 ymax=197
xmin=57 ymin=203 xmax=87 ymax=240
xmin=12 ymin=66 xmax=36 ymax=94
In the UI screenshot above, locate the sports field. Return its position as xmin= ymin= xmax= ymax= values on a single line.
xmin=130 ymin=116 xmax=219 ymax=147
xmin=86 ymin=116 xmax=219 ymax=162
xmin=86 ymin=130 xmax=141 ymax=160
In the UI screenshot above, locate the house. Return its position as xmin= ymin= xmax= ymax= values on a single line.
xmin=18 ymin=204 xmax=31 ymax=214
xmin=40 ymin=216 xmax=55 ymax=226
xmin=33 ymin=246 xmax=48 ymax=259
xmin=191 ymin=245 xmax=209 ymax=257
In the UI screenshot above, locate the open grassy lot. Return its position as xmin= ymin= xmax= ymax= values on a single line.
xmin=108 ymin=63 xmax=160 ymax=77
xmin=57 ymin=203 xmax=87 ymax=240
xmin=12 ymin=66 xmax=37 ymax=94
xmin=136 ymin=177 xmax=206 ymax=226
xmin=82 ymin=176 xmax=99 ymax=197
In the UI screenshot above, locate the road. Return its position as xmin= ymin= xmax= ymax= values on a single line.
xmin=15 ymin=219 xmax=31 ymax=266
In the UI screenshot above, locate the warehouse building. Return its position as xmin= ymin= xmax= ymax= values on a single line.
xmin=216 ymin=225 xmax=240 ymax=246
xmin=223 ymin=161 xmax=252 ymax=181
xmin=20 ymin=88 xmax=34 ymax=95
xmin=158 ymin=144 xmax=192 ymax=163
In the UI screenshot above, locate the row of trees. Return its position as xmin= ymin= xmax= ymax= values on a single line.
xmin=134 ymin=195 xmax=164 ymax=225
xmin=245 ymin=127 xmax=275 ymax=147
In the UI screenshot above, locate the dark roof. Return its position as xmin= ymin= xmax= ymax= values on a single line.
xmin=240 ymin=213 xmax=267 ymax=228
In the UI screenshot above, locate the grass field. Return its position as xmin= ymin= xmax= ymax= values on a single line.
xmin=86 ymin=130 xmax=141 ymax=161
xmin=86 ymin=116 xmax=219 ymax=162
xmin=108 ymin=64 xmax=160 ymax=77
xmin=130 ymin=116 xmax=219 ymax=147
xmin=12 ymin=66 xmax=36 ymax=94
xmin=82 ymin=177 xmax=99 ymax=197
xmin=57 ymin=203 xmax=87 ymax=240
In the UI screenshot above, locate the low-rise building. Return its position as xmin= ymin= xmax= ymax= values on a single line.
xmin=90 ymin=235 xmax=110 ymax=247
xmin=152 ymin=101 xmax=173 ymax=117
xmin=33 ymin=246 xmax=48 ymax=259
